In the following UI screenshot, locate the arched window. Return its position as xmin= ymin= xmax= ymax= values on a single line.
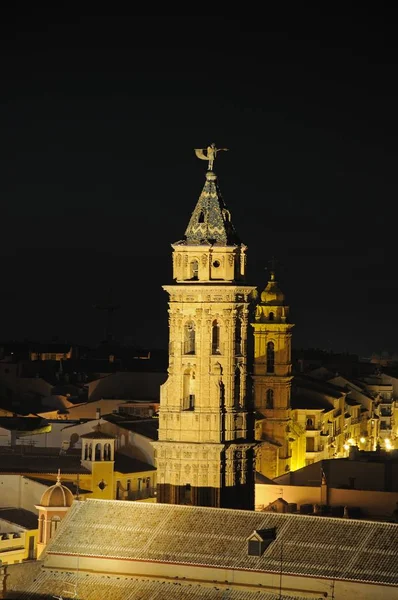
xmin=104 ymin=443 xmax=111 ymax=460
xmin=266 ymin=341 xmax=275 ymax=373
xmin=269 ymin=312 xmax=274 ymax=321
xmin=306 ymin=418 xmax=314 ymax=430
xmin=234 ymin=366 xmax=241 ymax=407
xmin=50 ymin=516 xmax=61 ymax=538
xmin=184 ymin=321 xmax=195 ymax=354
xmin=190 ymin=259 xmax=199 ymax=280
xmin=235 ymin=317 xmax=242 ymax=355
xmin=84 ymin=444 xmax=88 ymax=460
xmin=183 ymin=369 xmax=195 ymax=410
xmin=212 ymin=320 xmax=221 ymax=354
xmin=198 ymin=211 xmax=205 ymax=223
xmin=95 ymin=443 xmax=101 ymax=461
xmin=39 ymin=515 xmax=45 ymax=544
xmin=266 ymin=388 xmax=274 ymax=409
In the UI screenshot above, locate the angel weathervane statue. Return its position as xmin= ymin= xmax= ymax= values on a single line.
xmin=194 ymin=143 xmax=228 ymax=171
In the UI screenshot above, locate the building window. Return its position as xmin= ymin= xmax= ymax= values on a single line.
xmin=190 ymin=259 xmax=199 ymax=280
xmin=266 ymin=389 xmax=274 ymax=409
xmin=266 ymin=342 xmax=275 ymax=373
xmin=306 ymin=418 xmax=314 ymax=429
xmin=184 ymin=321 xmax=195 ymax=354
xmin=50 ymin=516 xmax=61 ymax=538
xmin=234 ymin=367 xmax=241 ymax=407
xmin=235 ymin=317 xmax=242 ymax=355
xmin=183 ymin=483 xmax=192 ymax=505
xmin=212 ymin=320 xmax=221 ymax=354
xmin=39 ymin=515 xmax=45 ymax=543
xmin=198 ymin=211 xmax=205 ymax=223
xmin=127 ymin=479 xmax=131 ymax=492
xmin=183 ymin=368 xmax=195 ymax=410
xmin=269 ymin=312 xmax=274 ymax=321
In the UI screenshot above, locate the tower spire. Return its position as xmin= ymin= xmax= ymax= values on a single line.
xmin=183 ymin=156 xmax=239 ymax=246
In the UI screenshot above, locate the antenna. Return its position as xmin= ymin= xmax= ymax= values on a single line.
xmin=75 ymin=473 xmax=80 ymax=501
xmin=279 ymin=541 xmax=283 ymax=599
xmin=93 ymin=287 xmax=120 ymax=342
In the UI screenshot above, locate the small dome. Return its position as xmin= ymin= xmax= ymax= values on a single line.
xmin=260 ymin=272 xmax=285 ymax=304
xmin=40 ymin=472 xmax=74 ymax=508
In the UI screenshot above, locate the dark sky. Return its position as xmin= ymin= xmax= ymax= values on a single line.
xmin=1 ymin=9 xmax=398 ymax=356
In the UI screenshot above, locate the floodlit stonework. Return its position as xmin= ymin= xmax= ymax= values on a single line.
xmin=253 ymin=272 xmax=306 ymax=479
xmin=153 ymin=161 xmax=256 ymax=509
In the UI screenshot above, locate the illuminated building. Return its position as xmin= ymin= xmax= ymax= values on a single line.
xmin=35 ymin=470 xmax=73 ymax=558
xmin=153 ymin=151 xmax=256 ymax=509
xmin=253 ymin=271 xmax=305 ymax=478
xmin=5 ymin=499 xmax=398 ymax=599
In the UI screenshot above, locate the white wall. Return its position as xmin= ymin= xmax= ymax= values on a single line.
xmin=0 ymin=475 xmax=48 ymax=513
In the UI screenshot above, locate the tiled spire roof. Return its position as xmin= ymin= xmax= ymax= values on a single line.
xmin=183 ymin=170 xmax=240 ymax=245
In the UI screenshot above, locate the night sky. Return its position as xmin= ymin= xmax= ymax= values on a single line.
xmin=2 ymin=10 xmax=398 ymax=356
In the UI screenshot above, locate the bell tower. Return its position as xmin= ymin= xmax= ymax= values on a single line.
xmin=252 ymin=270 xmax=297 ymax=479
xmin=154 ymin=145 xmax=256 ymax=510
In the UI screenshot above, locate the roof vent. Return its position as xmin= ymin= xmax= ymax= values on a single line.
xmin=247 ymin=527 xmax=276 ymax=557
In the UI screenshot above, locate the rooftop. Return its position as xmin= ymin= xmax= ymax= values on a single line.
xmin=19 ymin=567 xmax=308 ymax=600
xmin=44 ymin=499 xmax=398 ymax=586
xmin=0 ymin=507 xmax=38 ymax=530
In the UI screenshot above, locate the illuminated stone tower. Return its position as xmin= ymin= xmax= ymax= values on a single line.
xmin=154 ymin=145 xmax=256 ymax=510
xmin=252 ymin=270 xmax=302 ymax=479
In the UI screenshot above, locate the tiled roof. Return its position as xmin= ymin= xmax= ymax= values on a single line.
xmin=23 ymin=475 xmax=92 ymax=495
xmin=0 ymin=416 xmax=49 ymax=431
xmin=0 ymin=448 xmax=90 ymax=475
xmin=114 ymin=454 xmax=156 ymax=474
xmin=290 ymin=393 xmax=333 ymax=411
xmin=182 ymin=171 xmax=240 ymax=245
xmin=46 ymin=499 xmax=398 ymax=585
xmin=0 ymin=507 xmax=38 ymax=529
xmin=103 ymin=414 xmax=159 ymax=440
xmin=80 ymin=430 xmax=115 ymax=439
xmin=22 ymin=569 xmax=307 ymax=599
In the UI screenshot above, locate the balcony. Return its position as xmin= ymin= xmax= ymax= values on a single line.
xmin=127 ymin=487 xmax=156 ymax=501
xmin=183 ymin=395 xmax=195 ymax=411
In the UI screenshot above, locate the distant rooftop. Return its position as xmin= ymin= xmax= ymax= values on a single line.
xmin=0 ymin=507 xmax=38 ymax=530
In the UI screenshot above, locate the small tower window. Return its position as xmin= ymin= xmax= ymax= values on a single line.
xmin=183 ymin=368 xmax=195 ymax=410
xmin=266 ymin=341 xmax=275 ymax=373
xmin=234 ymin=366 xmax=241 ymax=407
xmin=235 ymin=317 xmax=242 ymax=355
xmin=198 ymin=211 xmax=205 ymax=223
xmin=184 ymin=321 xmax=196 ymax=354
xmin=269 ymin=312 xmax=274 ymax=321
xmin=190 ymin=259 xmax=199 ymax=280
xmin=212 ymin=320 xmax=221 ymax=354
xmin=266 ymin=388 xmax=274 ymax=409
